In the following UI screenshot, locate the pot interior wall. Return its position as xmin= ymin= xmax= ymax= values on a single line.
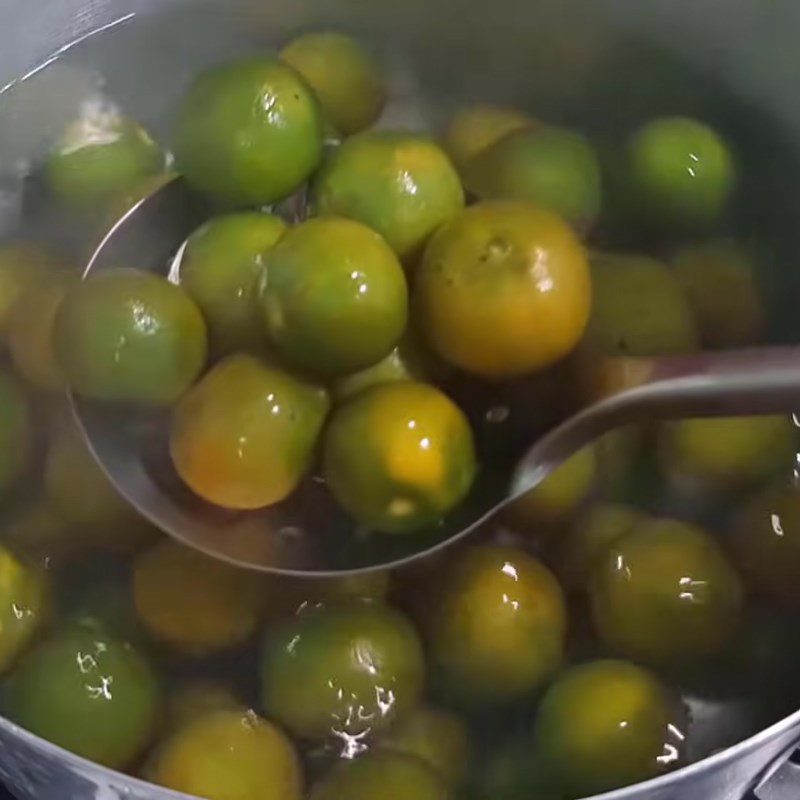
xmin=0 ymin=0 xmax=799 ymax=792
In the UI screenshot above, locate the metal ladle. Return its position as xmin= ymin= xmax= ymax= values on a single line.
xmin=70 ymin=177 xmax=800 ymax=576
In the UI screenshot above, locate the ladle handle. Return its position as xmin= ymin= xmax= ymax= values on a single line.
xmin=753 ymin=741 xmax=800 ymax=800
xmin=511 ymin=346 xmax=800 ymax=498
xmin=593 ymin=345 xmax=800 ymax=418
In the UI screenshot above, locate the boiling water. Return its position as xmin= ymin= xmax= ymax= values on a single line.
xmin=2 ymin=3 xmax=800 ymax=792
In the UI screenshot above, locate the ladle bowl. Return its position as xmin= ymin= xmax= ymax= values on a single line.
xmin=70 ymin=177 xmax=800 ymax=576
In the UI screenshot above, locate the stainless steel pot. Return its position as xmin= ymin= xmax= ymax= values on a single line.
xmin=1 ymin=1 xmax=800 ymax=798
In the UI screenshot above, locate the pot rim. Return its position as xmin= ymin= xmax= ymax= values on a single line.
xmin=0 ymin=702 xmax=798 ymax=799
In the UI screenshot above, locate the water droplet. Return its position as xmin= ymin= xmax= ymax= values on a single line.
xmin=167 ymin=239 xmax=187 ymax=285
xmin=485 ymin=237 xmax=511 ymax=261
xmin=485 ymin=405 xmax=510 ymax=424
xmin=278 ymin=525 xmax=305 ymax=540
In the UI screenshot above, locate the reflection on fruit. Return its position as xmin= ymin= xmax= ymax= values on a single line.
xmin=280 ymin=32 xmax=385 ymax=135
xmin=174 ymin=58 xmax=324 ymax=206
xmin=56 ymin=269 xmax=207 ymax=404
xmin=261 ymin=570 xmax=391 ymax=620
xmin=533 ymin=660 xmax=676 ymax=796
xmin=557 ymin=502 xmax=643 ymax=593
xmin=0 ymin=545 xmax=47 ymax=673
xmin=428 ymin=546 xmax=565 ymax=706
xmin=312 ymin=131 xmax=464 ymax=262
xmin=416 ymin=201 xmax=591 ymax=378
xmin=260 ymin=600 xmax=425 ymax=742
xmin=310 ymin=750 xmax=449 ymax=800
xmin=150 ymin=708 xmax=303 ymax=800
xmin=170 ymin=355 xmax=329 ymax=509
xmin=732 ymin=484 xmax=800 ymax=608
xmin=379 ymin=706 xmax=470 ymax=786
xmin=133 ymin=540 xmax=263 ymax=655
xmin=260 ymin=217 xmax=408 ymax=377
xmin=443 ymin=104 xmax=533 ymax=172
xmin=323 ymin=382 xmax=476 ymax=532
xmin=466 ymin=126 xmax=601 ymax=231
xmin=628 ymin=116 xmax=735 ymax=230
xmin=46 ymin=108 xmax=163 ymax=212
xmin=673 ymin=240 xmax=764 ymax=349
xmin=180 ymin=213 xmax=287 ymax=354
xmin=658 ymin=415 xmax=796 ymax=494
xmin=7 ymin=628 xmax=158 ymax=768
xmin=580 ymin=252 xmax=698 ymax=357
xmin=591 ymin=519 xmax=743 ymax=666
